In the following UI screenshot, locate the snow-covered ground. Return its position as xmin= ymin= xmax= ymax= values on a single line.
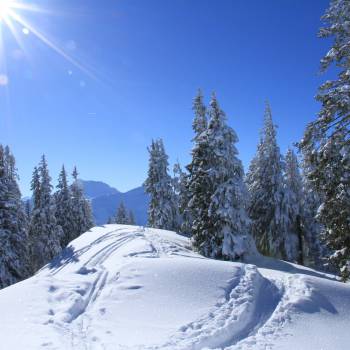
xmin=0 ymin=225 xmax=349 ymax=350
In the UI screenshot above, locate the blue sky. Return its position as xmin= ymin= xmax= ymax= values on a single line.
xmin=0 ymin=0 xmax=331 ymax=196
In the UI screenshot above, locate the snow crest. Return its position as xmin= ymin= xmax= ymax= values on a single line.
xmin=0 ymin=225 xmax=349 ymax=350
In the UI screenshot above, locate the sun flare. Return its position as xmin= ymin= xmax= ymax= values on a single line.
xmin=0 ymin=0 xmax=13 ymax=21
xmin=0 ymin=0 xmax=96 ymax=80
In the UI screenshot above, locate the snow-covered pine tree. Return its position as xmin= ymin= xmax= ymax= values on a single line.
xmin=299 ymin=0 xmax=350 ymax=280
xmin=305 ymin=131 xmax=350 ymax=280
xmin=302 ymin=0 xmax=350 ymax=144
xmin=24 ymin=199 xmax=31 ymax=224
xmin=181 ymin=90 xmax=209 ymax=236
xmin=301 ymin=176 xmax=323 ymax=268
xmin=284 ymin=148 xmax=305 ymax=264
xmin=246 ymin=102 xmax=288 ymax=259
xmin=192 ymin=89 xmax=207 ymax=138
xmin=29 ymin=155 xmax=62 ymax=272
xmin=144 ymin=139 xmax=177 ymax=230
xmin=115 ymin=202 xmax=129 ymax=224
xmin=71 ymin=166 xmax=94 ymax=236
xmin=172 ymin=161 xmax=187 ymax=233
xmin=187 ymin=92 xmax=252 ymax=259
xmin=55 ymin=165 xmax=75 ymax=248
xmin=204 ymin=93 xmax=251 ymax=259
xmin=186 ymin=91 xmax=212 ymax=245
xmin=0 ymin=145 xmax=30 ymax=288
xmin=82 ymin=196 xmax=94 ymax=230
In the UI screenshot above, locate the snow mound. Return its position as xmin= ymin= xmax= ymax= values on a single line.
xmin=0 ymin=225 xmax=349 ymax=350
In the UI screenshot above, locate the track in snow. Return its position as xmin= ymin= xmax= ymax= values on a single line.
xmin=43 ymin=226 xmax=288 ymax=350
xmin=1 ymin=225 xmax=344 ymax=350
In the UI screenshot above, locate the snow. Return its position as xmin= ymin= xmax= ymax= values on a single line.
xmin=0 ymin=224 xmax=349 ymax=349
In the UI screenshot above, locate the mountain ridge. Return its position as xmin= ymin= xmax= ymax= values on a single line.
xmin=80 ymin=180 xmax=149 ymax=225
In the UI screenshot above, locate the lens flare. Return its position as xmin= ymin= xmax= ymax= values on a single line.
xmin=0 ymin=0 xmax=97 ymax=80
xmin=0 ymin=0 xmax=13 ymax=21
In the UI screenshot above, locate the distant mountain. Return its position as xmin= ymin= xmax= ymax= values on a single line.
xmin=79 ymin=180 xmax=119 ymax=199
xmin=80 ymin=180 xmax=149 ymax=226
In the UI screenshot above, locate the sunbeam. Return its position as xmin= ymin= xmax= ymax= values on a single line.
xmin=0 ymin=0 xmax=98 ymax=80
xmin=0 ymin=0 xmax=13 ymax=21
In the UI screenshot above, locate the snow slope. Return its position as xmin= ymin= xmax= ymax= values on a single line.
xmin=0 ymin=225 xmax=349 ymax=350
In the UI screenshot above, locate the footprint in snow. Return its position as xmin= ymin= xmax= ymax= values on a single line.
xmin=76 ymin=266 xmax=97 ymax=275
xmin=48 ymin=285 xmax=57 ymax=293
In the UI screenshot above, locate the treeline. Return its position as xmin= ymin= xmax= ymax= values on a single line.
xmin=144 ymin=95 xmax=321 ymax=269
xmin=144 ymin=0 xmax=350 ymax=281
xmin=0 ymin=151 xmax=94 ymax=288
xmin=143 ymin=91 xmax=346 ymax=280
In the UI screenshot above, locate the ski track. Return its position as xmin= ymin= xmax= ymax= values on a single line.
xmin=38 ymin=227 xmax=307 ymax=350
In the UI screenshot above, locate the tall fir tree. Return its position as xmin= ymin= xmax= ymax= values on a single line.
xmin=186 ymin=91 xmax=212 ymax=244
xmin=192 ymin=89 xmax=207 ymax=137
xmin=301 ymin=176 xmax=323 ymax=268
xmin=24 ymin=199 xmax=32 ymax=226
xmin=301 ymin=0 xmax=350 ymax=144
xmin=205 ymin=94 xmax=252 ymax=259
xmin=55 ymin=165 xmax=75 ymax=247
xmin=29 ymin=155 xmax=62 ymax=272
xmin=246 ymin=103 xmax=288 ymax=259
xmin=305 ymin=131 xmax=350 ymax=280
xmin=188 ymin=93 xmax=252 ymax=259
xmin=299 ymin=0 xmax=350 ymax=280
xmin=284 ymin=148 xmax=305 ymax=263
xmin=172 ymin=161 xmax=186 ymax=233
xmin=0 ymin=145 xmax=30 ymax=288
xmin=181 ymin=90 xmax=209 ymax=235
xmin=71 ymin=166 xmax=94 ymax=237
xmin=144 ymin=139 xmax=177 ymax=230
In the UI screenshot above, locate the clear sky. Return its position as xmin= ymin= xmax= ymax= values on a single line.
xmin=0 ymin=0 xmax=331 ymax=196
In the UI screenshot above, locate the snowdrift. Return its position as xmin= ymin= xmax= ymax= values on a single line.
xmin=0 ymin=225 xmax=349 ymax=349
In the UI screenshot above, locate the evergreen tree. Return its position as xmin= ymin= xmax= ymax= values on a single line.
xmin=301 ymin=177 xmax=323 ymax=268
xmin=71 ymin=166 xmax=94 ymax=236
xmin=0 ymin=145 xmax=30 ymax=288
xmin=187 ymin=93 xmax=252 ymax=259
xmin=29 ymin=155 xmax=62 ymax=272
xmin=182 ymin=90 xmax=209 ymax=235
xmin=305 ymin=131 xmax=350 ymax=280
xmin=172 ymin=161 xmax=186 ymax=232
xmin=301 ymin=0 xmax=350 ymax=145
xmin=205 ymin=94 xmax=252 ymax=259
xmin=284 ymin=148 xmax=305 ymax=263
xmin=246 ymin=103 xmax=288 ymax=259
xmin=299 ymin=0 xmax=350 ymax=280
xmin=55 ymin=165 xmax=75 ymax=247
xmin=144 ymin=139 xmax=177 ymax=230
xmin=24 ymin=199 xmax=31 ymax=224
xmin=115 ymin=202 xmax=129 ymax=224
xmin=186 ymin=91 xmax=212 ymax=244
xmin=192 ymin=89 xmax=207 ymax=137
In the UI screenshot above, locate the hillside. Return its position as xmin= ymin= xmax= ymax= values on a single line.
xmin=80 ymin=181 xmax=149 ymax=225
xmin=0 ymin=225 xmax=349 ymax=349
xmin=79 ymin=180 xmax=120 ymax=199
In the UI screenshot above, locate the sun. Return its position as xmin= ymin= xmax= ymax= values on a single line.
xmin=0 ymin=0 xmax=97 ymax=84
xmin=0 ymin=0 xmax=13 ymax=21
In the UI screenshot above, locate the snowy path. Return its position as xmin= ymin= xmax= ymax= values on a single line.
xmin=0 ymin=225 xmax=349 ymax=350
